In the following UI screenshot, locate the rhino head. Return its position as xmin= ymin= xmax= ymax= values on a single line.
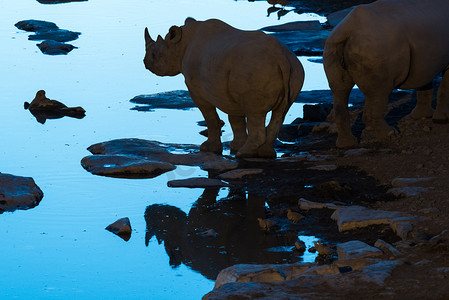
xmin=143 ymin=25 xmax=184 ymax=77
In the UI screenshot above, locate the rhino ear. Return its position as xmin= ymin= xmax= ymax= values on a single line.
xmin=185 ymin=17 xmax=196 ymax=25
xmin=168 ymin=26 xmax=182 ymax=44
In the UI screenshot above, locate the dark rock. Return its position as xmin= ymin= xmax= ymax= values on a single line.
xmin=130 ymin=90 xmax=195 ymax=111
xmin=105 ymin=217 xmax=132 ymax=241
xmin=261 ymin=20 xmax=323 ymax=32
xmin=295 ymin=89 xmax=365 ymax=105
xmin=37 ymin=0 xmax=87 ymax=3
xmin=15 ymin=20 xmax=58 ymax=32
xmin=29 ymin=29 xmax=81 ymax=43
xmin=81 ymin=155 xmax=176 ymax=179
xmin=24 ymin=90 xmax=85 ymax=124
xmin=167 ymin=178 xmax=230 ymax=188
xmin=37 ymin=40 xmax=77 ymax=55
xmin=0 ymin=173 xmax=44 ymax=213
xmin=303 ymin=103 xmax=332 ymax=122
xmin=269 ymin=30 xmax=330 ymax=56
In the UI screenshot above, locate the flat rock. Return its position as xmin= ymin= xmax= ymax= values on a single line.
xmin=218 ymin=169 xmax=263 ymax=180
xmin=298 ymin=198 xmax=343 ymax=210
xmin=29 ymin=28 xmax=81 ymax=43
xmin=81 ymin=154 xmax=176 ymax=178
xmin=387 ymin=186 xmax=428 ymax=197
xmin=391 ymin=177 xmax=433 ymax=187
xmin=331 ymin=206 xmax=404 ymax=231
xmin=337 ymin=240 xmax=383 ymax=260
xmin=167 ymin=178 xmax=229 ymax=188
xmin=0 ymin=173 xmax=44 ymax=213
xmin=130 ymin=90 xmax=195 ymax=111
xmin=261 ymin=20 xmax=322 ymax=32
xmin=37 ymin=40 xmax=77 ymax=55
xmin=37 ymin=0 xmax=87 ymax=3
xmin=15 ymin=20 xmax=58 ymax=32
xmin=105 ymin=217 xmax=132 ymax=241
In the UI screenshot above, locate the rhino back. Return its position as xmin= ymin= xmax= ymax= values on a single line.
xmin=182 ymin=21 xmax=299 ymax=115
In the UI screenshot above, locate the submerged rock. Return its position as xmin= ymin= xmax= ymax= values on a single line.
xmin=15 ymin=20 xmax=58 ymax=32
xmin=28 ymin=28 xmax=80 ymax=43
xmin=167 ymin=178 xmax=229 ymax=188
xmin=105 ymin=217 xmax=132 ymax=241
xmin=130 ymin=90 xmax=195 ymax=111
xmin=0 ymin=173 xmax=44 ymax=213
xmin=37 ymin=0 xmax=87 ymax=3
xmin=37 ymin=40 xmax=77 ymax=55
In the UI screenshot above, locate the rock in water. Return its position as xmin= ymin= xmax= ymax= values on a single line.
xmin=105 ymin=217 xmax=132 ymax=241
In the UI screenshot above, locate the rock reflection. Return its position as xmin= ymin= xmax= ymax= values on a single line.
xmin=25 ymin=90 xmax=85 ymax=124
xmin=145 ymin=188 xmax=300 ymax=280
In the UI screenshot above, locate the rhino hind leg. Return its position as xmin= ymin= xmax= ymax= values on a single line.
xmin=332 ymin=88 xmax=358 ymax=148
xmin=410 ymin=84 xmax=435 ymax=120
xmin=361 ymin=93 xmax=397 ymax=143
xmin=433 ymin=70 xmax=449 ymax=123
xmin=236 ymin=114 xmax=266 ymax=158
xmin=228 ymin=115 xmax=247 ymax=154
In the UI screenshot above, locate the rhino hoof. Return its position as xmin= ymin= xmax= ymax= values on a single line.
xmin=200 ymin=141 xmax=223 ymax=154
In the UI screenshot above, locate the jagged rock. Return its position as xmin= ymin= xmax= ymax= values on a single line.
xmin=374 ymin=239 xmax=401 ymax=256
xmin=167 ymin=178 xmax=229 ymax=188
xmin=218 ymin=168 xmax=263 ymax=180
xmin=391 ymin=217 xmax=414 ymax=240
xmin=25 ymin=90 xmax=85 ymax=123
xmin=0 ymin=173 xmax=44 ymax=213
xmin=81 ymin=155 xmax=176 ymax=178
xmin=105 ymin=217 xmax=132 ymax=241
xmin=337 ymin=240 xmax=383 ymax=260
xmin=331 ymin=206 xmax=404 ymax=231
xmin=37 ymin=40 xmax=77 ymax=55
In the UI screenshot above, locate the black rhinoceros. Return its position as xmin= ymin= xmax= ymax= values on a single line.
xmin=323 ymin=0 xmax=449 ymax=148
xmin=144 ymin=18 xmax=304 ymax=158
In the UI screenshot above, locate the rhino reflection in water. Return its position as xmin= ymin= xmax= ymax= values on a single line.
xmin=144 ymin=189 xmax=299 ymax=280
xmin=144 ymin=18 xmax=304 ymax=158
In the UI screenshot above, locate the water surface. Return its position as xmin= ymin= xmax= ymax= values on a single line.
xmin=0 ymin=0 xmax=327 ymax=298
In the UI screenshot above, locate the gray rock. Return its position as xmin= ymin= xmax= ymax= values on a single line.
xmin=374 ymin=239 xmax=401 ymax=256
xmin=387 ymin=186 xmax=428 ymax=197
xmin=81 ymin=154 xmax=176 ymax=178
xmin=167 ymin=178 xmax=229 ymax=188
xmin=391 ymin=217 xmax=415 ymax=240
xmin=298 ymin=198 xmax=343 ymax=210
xmin=337 ymin=240 xmax=383 ymax=260
xmin=218 ymin=168 xmax=263 ymax=180
xmin=359 ymin=260 xmax=402 ymax=285
xmin=105 ymin=217 xmax=132 ymax=241
xmin=0 ymin=173 xmax=44 ymax=213
xmin=331 ymin=206 xmax=404 ymax=231
xmin=261 ymin=20 xmax=322 ymax=32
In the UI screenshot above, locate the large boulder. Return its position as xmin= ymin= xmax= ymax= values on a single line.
xmin=0 ymin=173 xmax=44 ymax=213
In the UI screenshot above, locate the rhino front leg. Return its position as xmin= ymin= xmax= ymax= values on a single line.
xmin=197 ymin=104 xmax=223 ymax=154
xmin=236 ymin=113 xmax=266 ymax=158
xmin=433 ymin=70 xmax=449 ymax=123
xmin=410 ymin=82 xmax=434 ymax=120
xmin=228 ymin=115 xmax=247 ymax=154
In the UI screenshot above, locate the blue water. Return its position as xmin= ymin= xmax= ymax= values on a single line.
xmin=0 ymin=0 xmax=327 ymax=298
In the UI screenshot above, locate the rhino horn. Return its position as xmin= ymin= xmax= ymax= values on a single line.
xmin=144 ymin=27 xmax=154 ymax=45
xmin=156 ymin=35 xmax=163 ymax=43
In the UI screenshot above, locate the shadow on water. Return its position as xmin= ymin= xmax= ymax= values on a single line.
xmin=145 ymin=188 xmax=304 ymax=280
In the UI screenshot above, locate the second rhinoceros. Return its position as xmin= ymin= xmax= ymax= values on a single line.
xmin=144 ymin=18 xmax=304 ymax=158
xmin=323 ymin=0 xmax=449 ymax=148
